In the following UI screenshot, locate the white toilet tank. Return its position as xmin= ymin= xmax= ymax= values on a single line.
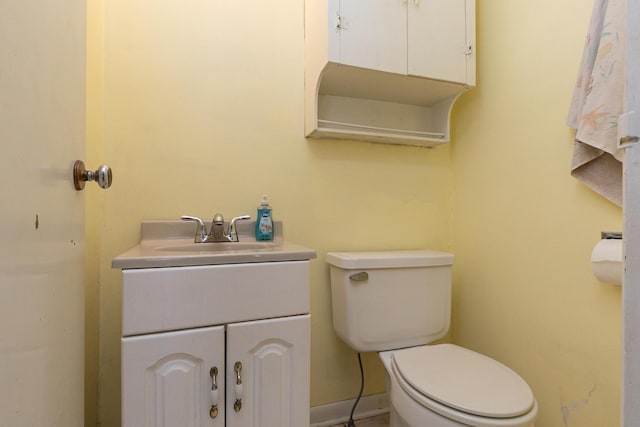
xmin=326 ymin=250 xmax=454 ymax=352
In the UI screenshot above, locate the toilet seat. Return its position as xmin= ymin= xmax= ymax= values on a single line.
xmin=386 ymin=344 xmax=537 ymax=426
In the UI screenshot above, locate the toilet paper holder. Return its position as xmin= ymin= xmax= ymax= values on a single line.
xmin=592 ymin=232 xmax=624 ymax=285
xmin=601 ymin=231 xmax=623 ymax=239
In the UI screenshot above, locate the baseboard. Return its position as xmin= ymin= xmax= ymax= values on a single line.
xmin=310 ymin=393 xmax=389 ymax=427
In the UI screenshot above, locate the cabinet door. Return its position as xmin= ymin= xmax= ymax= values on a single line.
xmin=226 ymin=315 xmax=311 ymax=427
xmin=407 ymin=0 xmax=468 ymax=82
xmin=337 ymin=0 xmax=407 ymax=75
xmin=122 ymin=326 xmax=225 ymax=427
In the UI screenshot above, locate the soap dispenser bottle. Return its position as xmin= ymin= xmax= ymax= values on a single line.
xmin=255 ymin=195 xmax=274 ymax=241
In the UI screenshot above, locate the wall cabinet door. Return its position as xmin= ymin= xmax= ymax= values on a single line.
xmin=336 ymin=0 xmax=407 ymax=75
xmin=226 ymin=315 xmax=310 ymax=427
xmin=335 ymin=0 xmax=470 ymax=83
xmin=407 ymin=0 xmax=468 ymax=82
xmin=122 ymin=326 xmax=226 ymax=427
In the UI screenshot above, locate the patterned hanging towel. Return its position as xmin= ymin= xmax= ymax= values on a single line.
xmin=567 ymin=0 xmax=625 ymax=206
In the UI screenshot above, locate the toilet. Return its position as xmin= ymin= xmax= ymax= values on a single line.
xmin=326 ymin=250 xmax=538 ymax=427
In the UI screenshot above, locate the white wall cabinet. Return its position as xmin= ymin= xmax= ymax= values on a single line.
xmin=120 ymin=261 xmax=311 ymax=427
xmin=334 ymin=0 xmax=471 ymax=83
xmin=332 ymin=0 xmax=407 ymax=76
xmin=305 ymin=0 xmax=475 ymax=146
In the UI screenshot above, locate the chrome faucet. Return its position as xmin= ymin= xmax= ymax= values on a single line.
xmin=181 ymin=214 xmax=251 ymax=243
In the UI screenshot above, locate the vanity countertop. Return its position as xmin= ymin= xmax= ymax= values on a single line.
xmin=112 ymin=220 xmax=316 ymax=269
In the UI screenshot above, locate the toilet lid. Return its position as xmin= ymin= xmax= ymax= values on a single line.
xmin=392 ymin=344 xmax=534 ymax=418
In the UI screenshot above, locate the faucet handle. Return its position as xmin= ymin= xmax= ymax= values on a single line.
xmin=228 ymin=215 xmax=251 ymax=242
xmin=181 ymin=215 xmax=208 ymax=243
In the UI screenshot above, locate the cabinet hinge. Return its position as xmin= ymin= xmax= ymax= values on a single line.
xmin=465 ymin=44 xmax=473 ymax=55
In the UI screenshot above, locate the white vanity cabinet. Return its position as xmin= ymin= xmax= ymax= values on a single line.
xmin=122 ymin=326 xmax=226 ymax=427
xmin=225 ymin=316 xmax=310 ymax=427
xmin=120 ymin=261 xmax=311 ymax=427
xmin=333 ymin=0 xmax=472 ymax=84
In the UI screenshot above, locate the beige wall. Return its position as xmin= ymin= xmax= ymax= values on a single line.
xmin=87 ymin=0 xmax=452 ymax=425
xmin=450 ymin=1 xmax=623 ymax=426
xmin=85 ymin=1 xmax=624 ymax=426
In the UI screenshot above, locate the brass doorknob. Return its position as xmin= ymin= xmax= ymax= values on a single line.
xmin=73 ymin=160 xmax=112 ymax=190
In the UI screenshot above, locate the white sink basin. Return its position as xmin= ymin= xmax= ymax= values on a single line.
xmin=112 ymin=220 xmax=316 ymax=269
xmin=156 ymin=241 xmax=279 ymax=252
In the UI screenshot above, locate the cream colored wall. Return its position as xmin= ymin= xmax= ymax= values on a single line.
xmin=450 ymin=1 xmax=623 ymax=426
xmin=87 ymin=0 xmax=453 ymax=424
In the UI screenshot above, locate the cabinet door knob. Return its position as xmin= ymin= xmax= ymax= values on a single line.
xmin=210 ymin=367 xmax=219 ymax=419
xmin=234 ymin=361 xmax=243 ymax=412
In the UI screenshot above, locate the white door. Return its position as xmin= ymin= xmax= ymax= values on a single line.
xmin=337 ymin=0 xmax=407 ymax=74
xmin=407 ymin=0 xmax=468 ymax=82
xmin=226 ymin=315 xmax=310 ymax=427
xmin=122 ymin=326 xmax=226 ymax=427
xmin=0 ymin=0 xmax=87 ymax=425
xmin=623 ymin=0 xmax=640 ymax=423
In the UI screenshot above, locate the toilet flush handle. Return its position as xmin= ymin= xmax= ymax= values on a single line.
xmin=349 ymin=272 xmax=368 ymax=282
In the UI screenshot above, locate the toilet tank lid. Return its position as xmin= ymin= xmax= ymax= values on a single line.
xmin=326 ymin=250 xmax=454 ymax=269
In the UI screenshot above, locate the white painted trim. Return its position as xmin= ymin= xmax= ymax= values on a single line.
xmin=310 ymin=393 xmax=389 ymax=427
xmin=623 ymin=0 xmax=640 ymax=424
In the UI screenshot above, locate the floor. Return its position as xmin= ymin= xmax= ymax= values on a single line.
xmin=331 ymin=413 xmax=390 ymax=427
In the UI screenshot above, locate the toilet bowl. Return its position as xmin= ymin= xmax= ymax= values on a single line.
xmin=326 ymin=250 xmax=538 ymax=427
xmin=380 ymin=345 xmax=537 ymax=427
